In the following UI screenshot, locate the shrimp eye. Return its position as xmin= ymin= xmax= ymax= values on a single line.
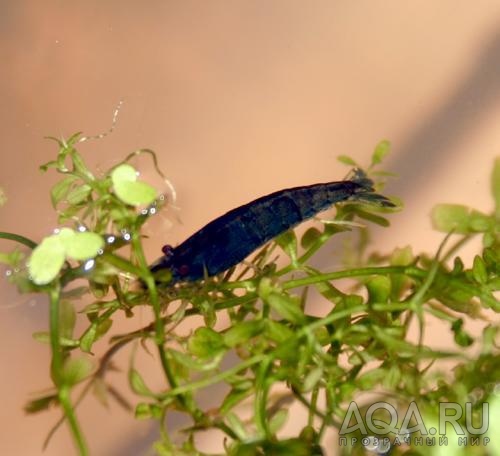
xmin=178 ymin=264 xmax=190 ymax=276
xmin=162 ymin=244 xmax=175 ymax=260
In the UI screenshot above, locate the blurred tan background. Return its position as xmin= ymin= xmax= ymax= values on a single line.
xmin=1 ymin=1 xmax=499 ymax=455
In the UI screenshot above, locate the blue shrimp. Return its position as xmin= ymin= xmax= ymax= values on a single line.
xmin=150 ymin=169 xmax=394 ymax=283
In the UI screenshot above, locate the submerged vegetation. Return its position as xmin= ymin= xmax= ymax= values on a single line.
xmin=0 ymin=136 xmax=499 ymax=456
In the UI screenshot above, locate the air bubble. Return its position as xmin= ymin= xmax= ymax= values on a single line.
xmin=84 ymin=259 xmax=95 ymax=271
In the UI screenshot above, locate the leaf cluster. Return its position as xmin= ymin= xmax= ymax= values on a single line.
xmin=0 ymin=141 xmax=498 ymax=456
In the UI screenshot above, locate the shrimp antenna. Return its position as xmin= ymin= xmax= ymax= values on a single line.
xmin=79 ymin=100 xmax=124 ymax=143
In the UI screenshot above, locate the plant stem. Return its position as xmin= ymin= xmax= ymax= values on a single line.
xmin=0 ymin=231 xmax=38 ymax=249
xmin=58 ymin=386 xmax=89 ymax=456
xmin=49 ymin=286 xmax=88 ymax=455
xmin=282 ymin=265 xmax=426 ymax=290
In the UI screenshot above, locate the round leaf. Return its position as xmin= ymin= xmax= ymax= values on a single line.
xmin=61 ymin=357 xmax=93 ymax=387
xmin=63 ymin=231 xmax=104 ymax=261
xmin=111 ymin=164 xmax=157 ymax=206
xmin=188 ymin=327 xmax=225 ymax=358
xmin=114 ymin=181 xmax=157 ymax=206
xmin=28 ymin=235 xmax=66 ymax=285
xmin=111 ymin=164 xmax=137 ymax=184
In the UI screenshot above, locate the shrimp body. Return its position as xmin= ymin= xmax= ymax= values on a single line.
xmin=151 ymin=169 xmax=393 ymax=283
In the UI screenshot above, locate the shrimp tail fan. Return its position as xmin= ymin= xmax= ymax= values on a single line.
xmin=349 ymin=168 xmax=395 ymax=207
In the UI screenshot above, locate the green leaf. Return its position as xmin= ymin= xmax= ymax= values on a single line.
xmin=50 ymin=175 xmax=79 ymax=207
xmin=371 ymin=140 xmax=391 ymax=166
xmin=451 ymin=319 xmax=474 ymax=348
xmin=366 ymin=276 xmax=391 ymax=304
xmin=268 ymin=409 xmax=289 ymax=434
xmin=300 ymin=227 xmax=322 ymax=249
xmin=111 ymin=163 xmax=137 ymax=183
xmin=28 ymin=235 xmax=66 ymax=285
xmin=188 ymin=327 xmax=225 ymax=358
xmin=275 ymin=230 xmax=298 ymax=264
xmin=111 ymin=164 xmax=157 ymax=206
xmin=24 ymin=393 xmax=59 ymax=414
xmin=225 ymin=413 xmax=249 ymax=440
xmin=32 ymin=331 xmax=50 ymax=344
xmin=0 ymin=248 xmax=24 ymax=267
xmin=302 ymin=367 xmax=323 ymax=392
xmin=337 ymin=155 xmax=358 ymax=166
xmin=223 ymin=320 xmax=264 ymax=347
xmin=129 ymin=368 xmax=156 ymax=397
xmin=468 ymin=211 xmax=493 ymax=232
xmin=220 ymin=388 xmax=254 ymax=415
xmin=264 ymin=320 xmax=295 ymax=343
xmin=431 ymin=204 xmax=492 ymax=234
xmin=61 ymin=357 xmax=93 ymax=386
xmin=114 ymin=181 xmax=157 ymax=206
xmin=266 ymin=292 xmax=305 ymax=324
xmin=71 ymin=149 xmax=94 ymax=180
xmin=431 ymin=204 xmax=470 ymax=233
xmin=169 ymin=349 xmax=222 ymax=371
xmin=472 ymin=255 xmax=488 ymax=284
xmin=79 ymin=319 xmax=111 ymax=353
xmin=351 ymin=207 xmax=390 ymax=227
xmin=59 ymin=228 xmax=104 ymax=260
xmin=80 ymin=324 xmax=98 ymax=353
xmin=66 ymin=184 xmax=92 ymax=205
xmin=135 ymin=402 xmax=162 ymax=420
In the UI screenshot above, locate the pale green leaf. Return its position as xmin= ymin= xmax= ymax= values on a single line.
xmin=114 ymin=181 xmax=157 ymax=206
xmin=61 ymin=357 xmax=93 ymax=386
xmin=28 ymin=235 xmax=66 ymax=285
xmin=111 ymin=164 xmax=137 ymax=183
xmin=62 ymin=231 xmax=104 ymax=261
xmin=371 ymin=140 xmax=391 ymax=166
